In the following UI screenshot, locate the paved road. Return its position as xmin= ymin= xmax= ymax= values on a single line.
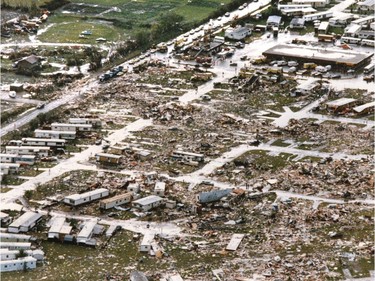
xmin=1 ymin=77 xmax=98 ymax=137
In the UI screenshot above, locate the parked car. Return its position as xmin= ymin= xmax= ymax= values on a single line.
xmin=225 ymin=12 xmax=230 ymax=17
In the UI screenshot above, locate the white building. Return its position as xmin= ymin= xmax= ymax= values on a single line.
xmin=132 ymin=195 xmax=163 ymax=211
xmin=290 ymin=17 xmax=306 ymax=28
xmin=154 ymin=182 xmax=166 ymax=197
xmin=0 ymin=212 xmax=12 ymax=226
xmin=0 ymin=242 xmax=31 ymax=250
xmin=77 ymin=220 xmax=97 ymax=244
xmin=21 ymin=137 xmax=66 ymax=147
xmin=99 ymin=193 xmax=133 ymax=209
xmin=51 ymin=123 xmax=92 ymax=132
xmin=266 ymin=15 xmax=282 ymax=27
xmin=0 ymin=233 xmax=31 ymax=242
xmin=5 ymin=146 xmax=50 ymax=157
xmin=69 ymin=118 xmax=102 ymax=127
xmin=171 ymin=151 xmax=204 ymax=163
xmin=292 ymin=0 xmax=330 ymax=8
xmin=8 ymin=211 xmax=43 ymax=233
xmin=140 ymin=233 xmax=154 ymax=252
xmin=0 ymin=163 xmax=20 ymax=174
xmin=0 ymin=154 xmax=35 ymax=165
xmin=0 ymin=256 xmax=37 ymax=272
xmin=127 ymin=183 xmax=140 ymax=193
xmin=34 ymin=129 xmax=76 ymax=140
xmin=318 ymin=21 xmax=330 ymax=33
xmin=64 ymin=188 xmax=109 ymax=206
xmin=303 ymin=11 xmax=333 ymax=21
xmin=48 ymin=217 xmax=72 ymax=240
xmin=224 ymin=26 xmax=251 ymax=40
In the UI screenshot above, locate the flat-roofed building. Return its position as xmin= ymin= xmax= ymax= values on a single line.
xmin=263 ymin=44 xmax=374 ymax=70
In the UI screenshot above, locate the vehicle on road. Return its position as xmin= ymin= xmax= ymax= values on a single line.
xmin=36 ymin=103 xmax=45 ymax=109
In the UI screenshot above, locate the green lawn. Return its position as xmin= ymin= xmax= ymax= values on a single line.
xmin=36 ymin=0 xmax=233 ymax=44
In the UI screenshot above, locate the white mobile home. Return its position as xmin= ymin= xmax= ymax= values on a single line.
xmin=64 ymin=188 xmax=109 ymax=206
xmin=5 ymin=146 xmax=50 ymax=157
xmin=171 ymin=151 xmax=204 ymax=162
xmin=266 ymin=15 xmax=282 ymax=28
xmin=34 ymin=129 xmax=76 ymax=140
xmin=8 ymin=211 xmax=43 ymax=233
xmin=292 ymin=0 xmax=330 ymax=8
xmin=318 ymin=21 xmax=329 ymax=34
xmin=69 ymin=118 xmax=102 ymax=127
xmin=140 ymin=233 xmax=154 ymax=252
xmin=0 ymin=249 xmax=19 ymax=260
xmin=22 ymin=138 xmax=66 ymax=147
xmin=154 ymin=182 xmax=166 ymax=197
xmin=0 ymin=233 xmax=31 ymax=242
xmin=0 ymin=163 xmax=20 ymax=174
xmin=282 ymin=7 xmax=316 ymax=16
xmin=77 ymin=220 xmax=97 ymax=244
xmin=133 ymin=195 xmax=163 ymax=211
xmin=303 ymin=11 xmax=333 ymax=22
xmin=99 ymin=192 xmax=133 ymax=209
xmin=48 ymin=217 xmax=72 ymax=240
xmin=0 ymin=154 xmax=36 ymax=165
xmin=51 ymin=123 xmax=92 ymax=132
xmin=0 ymin=242 xmax=31 ymax=250
xmin=0 ymin=256 xmax=37 ymax=272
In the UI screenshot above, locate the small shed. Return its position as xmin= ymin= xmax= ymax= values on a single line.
xmin=154 ymin=182 xmax=166 ymax=197
xmin=15 ymin=55 xmax=42 ymax=75
xmin=48 ymin=217 xmax=72 ymax=240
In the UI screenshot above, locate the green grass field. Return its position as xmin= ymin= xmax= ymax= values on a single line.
xmin=36 ymin=0 xmax=232 ymax=43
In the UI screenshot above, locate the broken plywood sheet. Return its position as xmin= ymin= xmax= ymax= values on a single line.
xmin=226 ymin=234 xmax=245 ymax=251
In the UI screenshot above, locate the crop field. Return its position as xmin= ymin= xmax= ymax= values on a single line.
xmin=36 ymin=0 xmax=232 ymax=43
